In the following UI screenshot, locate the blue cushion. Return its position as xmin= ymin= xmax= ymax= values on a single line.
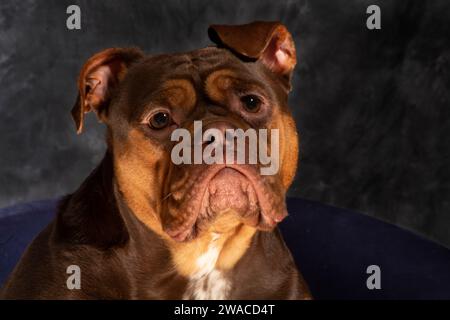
xmin=1 ymin=197 xmax=449 ymax=299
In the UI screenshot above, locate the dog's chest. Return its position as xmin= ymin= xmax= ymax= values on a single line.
xmin=182 ymin=242 xmax=231 ymax=300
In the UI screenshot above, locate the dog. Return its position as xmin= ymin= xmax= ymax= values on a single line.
xmin=1 ymin=21 xmax=311 ymax=299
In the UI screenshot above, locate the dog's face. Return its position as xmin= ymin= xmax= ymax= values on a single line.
xmin=71 ymin=22 xmax=299 ymax=242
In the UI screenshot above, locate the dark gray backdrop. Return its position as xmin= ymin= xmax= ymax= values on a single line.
xmin=1 ymin=0 xmax=449 ymax=246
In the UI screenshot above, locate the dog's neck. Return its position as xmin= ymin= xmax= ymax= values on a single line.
xmin=114 ymin=174 xmax=257 ymax=278
xmin=166 ymin=218 xmax=256 ymax=277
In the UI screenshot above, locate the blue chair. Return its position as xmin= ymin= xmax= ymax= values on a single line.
xmin=1 ymin=197 xmax=449 ymax=299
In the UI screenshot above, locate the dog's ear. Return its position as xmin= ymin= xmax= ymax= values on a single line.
xmin=71 ymin=47 xmax=144 ymax=134
xmin=208 ymin=21 xmax=296 ymax=76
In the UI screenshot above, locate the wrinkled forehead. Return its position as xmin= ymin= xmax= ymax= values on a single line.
xmin=118 ymin=47 xmax=274 ymax=116
xmin=131 ymin=46 xmax=253 ymax=83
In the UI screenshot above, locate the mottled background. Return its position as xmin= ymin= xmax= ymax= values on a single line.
xmin=0 ymin=0 xmax=449 ymax=246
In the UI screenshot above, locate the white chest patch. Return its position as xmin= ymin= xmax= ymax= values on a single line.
xmin=183 ymin=240 xmax=231 ymax=300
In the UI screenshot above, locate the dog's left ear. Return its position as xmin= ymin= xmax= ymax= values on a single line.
xmin=71 ymin=47 xmax=144 ymax=134
xmin=208 ymin=21 xmax=296 ymax=77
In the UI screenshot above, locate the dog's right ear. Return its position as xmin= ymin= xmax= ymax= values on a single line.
xmin=71 ymin=48 xmax=144 ymax=134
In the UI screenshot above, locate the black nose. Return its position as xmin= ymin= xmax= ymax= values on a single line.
xmin=201 ymin=121 xmax=238 ymax=154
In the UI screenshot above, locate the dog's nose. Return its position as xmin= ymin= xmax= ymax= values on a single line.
xmin=202 ymin=121 xmax=236 ymax=146
xmin=200 ymin=121 xmax=256 ymax=165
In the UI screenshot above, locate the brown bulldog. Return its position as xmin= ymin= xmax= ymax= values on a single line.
xmin=1 ymin=21 xmax=311 ymax=299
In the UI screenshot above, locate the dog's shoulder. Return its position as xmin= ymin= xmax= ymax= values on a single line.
xmin=1 ymin=222 xmax=75 ymax=299
xmin=54 ymin=152 xmax=129 ymax=249
xmin=1 ymin=152 xmax=132 ymax=299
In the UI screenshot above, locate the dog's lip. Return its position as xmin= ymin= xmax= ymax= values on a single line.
xmin=226 ymin=164 xmax=287 ymax=223
xmin=163 ymin=165 xmax=225 ymax=241
xmin=164 ymin=164 xmax=286 ymax=242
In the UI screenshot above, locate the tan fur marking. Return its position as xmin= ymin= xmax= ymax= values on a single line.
xmin=216 ymin=224 xmax=256 ymax=270
xmin=205 ymin=69 xmax=236 ymax=102
xmin=269 ymin=107 xmax=299 ymax=189
xmin=279 ymin=110 xmax=299 ymax=189
xmin=169 ymin=212 xmax=256 ymax=277
xmin=113 ymin=129 xmax=167 ymax=237
xmin=161 ymin=79 xmax=197 ymax=112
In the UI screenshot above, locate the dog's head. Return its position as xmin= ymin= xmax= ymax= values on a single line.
xmin=71 ymin=21 xmax=299 ymax=242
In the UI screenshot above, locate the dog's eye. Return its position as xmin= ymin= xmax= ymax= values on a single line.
xmin=240 ymin=95 xmax=262 ymax=113
xmin=149 ymin=112 xmax=171 ymax=129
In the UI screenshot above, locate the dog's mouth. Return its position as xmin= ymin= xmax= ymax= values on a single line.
xmin=203 ymin=168 xmax=259 ymax=220
xmin=162 ymin=165 xmax=287 ymax=242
